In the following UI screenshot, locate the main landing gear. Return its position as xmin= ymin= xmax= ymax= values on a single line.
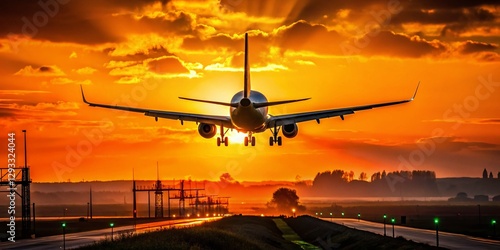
xmin=269 ymin=125 xmax=282 ymax=146
xmin=217 ymin=125 xmax=229 ymax=146
xmin=244 ymin=132 xmax=256 ymax=147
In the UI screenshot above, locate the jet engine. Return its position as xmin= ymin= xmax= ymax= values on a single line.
xmin=282 ymin=123 xmax=298 ymax=138
xmin=198 ymin=123 xmax=217 ymax=138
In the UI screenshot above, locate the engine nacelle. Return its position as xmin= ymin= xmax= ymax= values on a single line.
xmin=282 ymin=123 xmax=298 ymax=138
xmin=198 ymin=123 xmax=216 ymax=139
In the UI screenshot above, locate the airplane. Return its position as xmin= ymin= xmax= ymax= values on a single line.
xmin=81 ymin=33 xmax=419 ymax=147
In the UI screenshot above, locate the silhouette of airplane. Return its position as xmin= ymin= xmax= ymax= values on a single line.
xmin=81 ymin=33 xmax=419 ymax=146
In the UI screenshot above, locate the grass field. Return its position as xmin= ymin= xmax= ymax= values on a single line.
xmin=285 ymin=216 xmax=441 ymax=250
xmin=78 ymin=215 xmax=442 ymax=249
xmin=79 ymin=216 xmax=301 ymax=250
xmin=310 ymin=203 xmax=499 ymax=239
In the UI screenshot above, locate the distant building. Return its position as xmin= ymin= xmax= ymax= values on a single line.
xmin=483 ymin=168 xmax=488 ymax=179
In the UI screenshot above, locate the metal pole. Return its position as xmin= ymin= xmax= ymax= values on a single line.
xmin=436 ymin=223 xmax=439 ymax=247
xmin=33 ymin=203 xmax=36 ymax=237
xmin=392 ymin=223 xmax=394 ymax=238
xmin=90 ymin=186 xmax=93 ymax=219
xmin=23 ymin=130 xmax=27 ymax=168
xmin=148 ymin=191 xmax=151 ymax=218
xmin=384 ymin=217 xmax=386 ymax=236
xmin=63 ymin=227 xmax=66 ymax=250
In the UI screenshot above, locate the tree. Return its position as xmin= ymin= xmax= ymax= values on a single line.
xmin=271 ymin=188 xmax=301 ymax=211
xmin=490 ymin=172 xmax=494 ymax=179
xmin=498 ymin=172 xmax=500 ymax=179
xmin=359 ymin=172 xmax=367 ymax=181
xmin=483 ymin=168 xmax=488 ymax=179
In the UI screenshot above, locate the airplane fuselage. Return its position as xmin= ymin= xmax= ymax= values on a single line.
xmin=230 ymin=90 xmax=268 ymax=132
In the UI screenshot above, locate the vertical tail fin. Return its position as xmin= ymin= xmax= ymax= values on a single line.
xmin=244 ymin=33 xmax=251 ymax=98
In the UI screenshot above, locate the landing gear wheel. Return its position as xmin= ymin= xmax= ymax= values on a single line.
xmin=217 ymin=125 xmax=229 ymax=147
xmin=251 ymin=136 xmax=256 ymax=146
xmin=269 ymin=125 xmax=282 ymax=146
xmin=244 ymin=137 xmax=249 ymax=146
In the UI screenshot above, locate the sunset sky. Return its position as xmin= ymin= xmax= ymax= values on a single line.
xmin=1 ymin=0 xmax=499 ymax=183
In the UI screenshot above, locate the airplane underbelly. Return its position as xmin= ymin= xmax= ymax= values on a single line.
xmin=231 ymin=108 xmax=266 ymax=131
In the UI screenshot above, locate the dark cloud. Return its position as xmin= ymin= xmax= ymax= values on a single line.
xmin=275 ymin=21 xmax=344 ymax=54
xmin=14 ymin=65 xmax=65 ymax=76
xmin=459 ymin=41 xmax=498 ymax=54
xmin=358 ymin=31 xmax=447 ymax=57
xmin=147 ymin=56 xmax=190 ymax=74
xmin=407 ymin=0 xmax=499 ymax=10
xmin=0 ymin=0 xmax=182 ymax=44
xmin=182 ymin=34 xmax=240 ymax=51
xmin=475 ymin=52 xmax=500 ymax=62
xmin=106 ymin=45 xmax=174 ymax=61
xmin=393 ymin=8 xmax=496 ymax=26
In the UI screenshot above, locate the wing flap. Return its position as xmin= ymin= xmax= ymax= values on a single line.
xmin=267 ymin=82 xmax=419 ymax=127
xmin=81 ymin=86 xmax=233 ymax=128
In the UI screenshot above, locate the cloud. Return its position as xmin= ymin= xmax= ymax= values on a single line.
xmin=115 ymin=76 xmax=142 ymax=85
xmin=275 ymin=20 xmax=344 ymax=55
xmin=424 ymin=118 xmax=500 ymax=125
xmin=104 ymin=60 xmax=140 ymax=69
xmin=74 ymin=67 xmax=98 ymax=75
xmin=14 ymin=65 xmax=65 ymax=77
xmin=358 ymin=31 xmax=448 ymax=58
xmin=458 ymin=40 xmax=498 ymax=54
xmin=0 ymin=101 xmax=80 ymax=121
xmin=0 ymin=90 xmax=50 ymax=95
xmin=182 ymin=33 xmax=240 ymax=51
xmin=108 ymin=55 xmax=200 ymax=80
xmin=147 ymin=56 xmax=190 ymax=74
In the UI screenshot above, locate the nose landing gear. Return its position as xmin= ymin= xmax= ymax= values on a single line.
xmin=244 ymin=133 xmax=256 ymax=146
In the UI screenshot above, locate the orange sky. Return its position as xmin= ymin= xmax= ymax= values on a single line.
xmin=1 ymin=0 xmax=499 ymax=182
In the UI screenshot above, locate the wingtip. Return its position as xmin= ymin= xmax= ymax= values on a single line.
xmin=80 ymin=85 xmax=88 ymax=104
xmin=411 ymin=81 xmax=420 ymax=101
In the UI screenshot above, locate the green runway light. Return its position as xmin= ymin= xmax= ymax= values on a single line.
xmin=62 ymin=223 xmax=66 ymax=227
xmin=434 ymin=218 xmax=439 ymax=224
xmin=492 ymin=220 xmax=496 ymax=225
xmin=383 ymin=214 xmax=387 ymax=219
xmin=391 ymin=218 xmax=395 ymax=223
xmin=341 ymin=212 xmax=344 ymax=216
xmin=110 ymin=223 xmax=114 ymax=227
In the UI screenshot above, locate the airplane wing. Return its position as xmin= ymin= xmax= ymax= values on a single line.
xmin=267 ymin=83 xmax=419 ymax=128
xmin=80 ymin=86 xmax=234 ymax=128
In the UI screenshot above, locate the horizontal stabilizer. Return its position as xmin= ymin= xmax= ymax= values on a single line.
xmin=254 ymin=98 xmax=310 ymax=108
xmin=179 ymin=97 xmax=238 ymax=107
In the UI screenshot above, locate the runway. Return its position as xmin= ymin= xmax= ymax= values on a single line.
xmin=326 ymin=218 xmax=500 ymax=250
xmin=0 ymin=217 xmax=219 ymax=250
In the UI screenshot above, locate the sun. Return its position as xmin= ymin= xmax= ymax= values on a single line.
xmin=227 ymin=131 xmax=247 ymax=144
